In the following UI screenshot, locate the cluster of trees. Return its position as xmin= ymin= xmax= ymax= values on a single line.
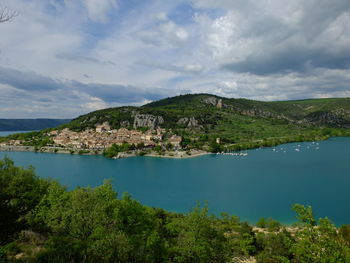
xmin=1 ymin=157 xmax=350 ymax=262
xmin=0 ymin=131 xmax=54 ymax=148
xmin=102 ymin=142 xmax=149 ymax=158
xmin=103 ymin=142 xmax=135 ymax=158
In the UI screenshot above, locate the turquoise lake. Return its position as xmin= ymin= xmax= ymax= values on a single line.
xmin=1 ymin=137 xmax=349 ymax=225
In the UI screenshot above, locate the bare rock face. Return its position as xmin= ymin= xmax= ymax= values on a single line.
xmin=304 ymin=111 xmax=350 ymax=128
xmin=133 ymin=114 xmax=164 ymax=129
xmin=177 ymin=117 xmax=199 ymax=128
xmin=240 ymin=109 xmax=274 ymax=118
xmin=120 ymin=120 xmax=130 ymax=127
xmin=203 ymin=97 xmax=224 ymax=109
xmin=203 ymin=97 xmax=218 ymax=106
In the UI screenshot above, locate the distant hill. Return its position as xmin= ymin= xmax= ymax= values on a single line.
xmin=0 ymin=119 xmax=71 ymax=131
xmin=2 ymin=94 xmax=349 ymax=151
xmin=59 ymin=93 xmax=350 ymax=149
xmin=65 ymin=94 xmax=350 ymax=131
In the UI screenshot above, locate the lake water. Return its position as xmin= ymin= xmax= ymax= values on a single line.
xmin=1 ymin=137 xmax=349 ymax=225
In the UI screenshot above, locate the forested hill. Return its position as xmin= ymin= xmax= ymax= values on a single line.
xmin=62 ymin=94 xmax=350 ymax=148
xmin=4 ymin=94 xmax=348 ymax=152
xmin=0 ymin=119 xmax=71 ymax=131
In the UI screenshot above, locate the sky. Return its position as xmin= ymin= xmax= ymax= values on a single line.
xmin=0 ymin=0 xmax=349 ymax=118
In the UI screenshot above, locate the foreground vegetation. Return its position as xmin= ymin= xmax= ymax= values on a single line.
xmin=1 ymin=157 xmax=350 ymax=262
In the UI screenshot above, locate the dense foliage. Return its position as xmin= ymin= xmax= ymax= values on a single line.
xmin=102 ymin=142 xmax=135 ymax=158
xmin=1 ymin=158 xmax=350 ymax=262
xmin=0 ymin=130 xmax=54 ymax=149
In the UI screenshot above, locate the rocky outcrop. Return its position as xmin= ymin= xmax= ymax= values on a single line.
xmin=177 ymin=117 xmax=200 ymax=128
xmin=238 ymin=108 xmax=295 ymax=123
xmin=304 ymin=111 xmax=350 ymax=128
xmin=203 ymin=97 xmax=218 ymax=106
xmin=133 ymin=114 xmax=164 ymax=129
xmin=203 ymin=97 xmax=291 ymax=121
xmin=120 ymin=120 xmax=130 ymax=127
xmin=203 ymin=97 xmax=223 ymax=109
xmin=239 ymin=108 xmax=274 ymax=118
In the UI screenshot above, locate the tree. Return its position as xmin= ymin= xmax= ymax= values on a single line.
xmin=209 ymin=141 xmax=222 ymax=153
xmin=292 ymin=204 xmax=350 ymax=262
xmin=166 ymin=204 xmax=226 ymax=262
xmin=292 ymin=204 xmax=316 ymax=226
xmin=0 ymin=157 xmax=50 ymax=244
xmin=339 ymin=225 xmax=350 ymax=247
xmin=255 ymin=229 xmax=294 ymax=263
xmin=256 ymin=217 xmax=267 ymax=228
xmin=0 ymin=7 xmax=17 ymax=23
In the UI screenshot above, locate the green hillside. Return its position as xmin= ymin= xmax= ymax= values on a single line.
xmin=60 ymin=94 xmax=350 ymax=150
xmin=2 ymin=94 xmax=349 ymax=152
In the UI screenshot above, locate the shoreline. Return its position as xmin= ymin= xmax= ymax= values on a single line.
xmin=1 ymin=136 xmax=348 ymax=159
xmin=0 ymin=145 xmax=209 ymax=159
xmin=145 ymin=150 xmax=209 ymax=159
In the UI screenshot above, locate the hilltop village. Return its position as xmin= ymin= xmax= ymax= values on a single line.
xmin=2 ymin=94 xmax=349 ymax=159
xmin=0 ymin=121 xmax=197 ymax=158
xmin=49 ymin=122 xmax=182 ymax=150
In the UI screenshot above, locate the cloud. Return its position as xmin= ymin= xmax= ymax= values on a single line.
xmin=193 ymin=0 xmax=350 ymax=75
xmin=135 ymin=20 xmax=189 ymax=47
xmin=0 ymin=67 xmax=62 ymax=91
xmin=82 ymin=0 xmax=118 ymax=23
xmin=56 ymin=53 xmax=116 ymax=66
xmin=0 ymin=65 xmax=173 ymax=105
xmin=70 ymin=81 xmax=171 ymax=104
xmin=0 ymin=65 xmax=178 ymax=117
xmin=139 ymin=61 xmax=203 ymax=74
xmin=0 ymin=0 xmax=349 ymax=118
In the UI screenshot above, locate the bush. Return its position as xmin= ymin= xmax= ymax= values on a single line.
xmin=2 ymin=158 xmax=350 ymax=262
xmin=0 ymin=157 xmax=50 ymax=245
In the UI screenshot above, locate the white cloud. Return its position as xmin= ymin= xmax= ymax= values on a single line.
xmin=193 ymin=0 xmax=350 ymax=75
xmin=139 ymin=61 xmax=203 ymax=74
xmin=156 ymin=12 xmax=168 ymax=21
xmin=83 ymin=97 xmax=108 ymax=111
xmin=83 ymin=0 xmax=118 ymax=23
xmin=0 ymin=0 xmax=349 ymax=118
xmin=135 ymin=20 xmax=189 ymax=47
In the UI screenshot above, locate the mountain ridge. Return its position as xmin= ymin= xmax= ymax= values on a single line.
xmin=65 ymin=93 xmax=350 ymax=131
xmin=1 ymin=94 xmax=349 ymax=153
xmin=0 ymin=119 xmax=71 ymax=131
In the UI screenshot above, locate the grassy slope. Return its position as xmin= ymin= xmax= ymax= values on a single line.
xmin=65 ymin=94 xmax=350 ymax=136
xmin=143 ymin=94 xmax=350 ymax=144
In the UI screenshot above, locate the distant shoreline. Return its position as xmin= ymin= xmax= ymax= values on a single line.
xmin=145 ymin=150 xmax=209 ymax=159
xmin=0 ymin=145 xmax=209 ymax=159
xmin=1 ymin=136 xmax=349 ymax=160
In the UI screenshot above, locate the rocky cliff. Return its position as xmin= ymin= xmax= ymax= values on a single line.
xmin=133 ymin=114 xmax=164 ymax=129
xmin=177 ymin=117 xmax=200 ymax=128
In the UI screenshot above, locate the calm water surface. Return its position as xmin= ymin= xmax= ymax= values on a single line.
xmin=1 ymin=137 xmax=349 ymax=225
